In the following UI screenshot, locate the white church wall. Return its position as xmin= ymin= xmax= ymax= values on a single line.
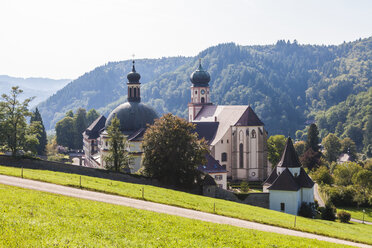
xmin=213 ymin=130 xmax=231 ymax=176
xmin=301 ymin=187 xmax=314 ymax=203
xmin=269 ymin=190 xmax=300 ymax=215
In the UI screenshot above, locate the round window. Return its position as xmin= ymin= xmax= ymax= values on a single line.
xmin=251 ymin=172 xmax=256 ymax=176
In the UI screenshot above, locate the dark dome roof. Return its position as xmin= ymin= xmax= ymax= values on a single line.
xmin=190 ymin=61 xmax=210 ymax=86
xmin=105 ymin=102 xmax=158 ymax=132
xmin=127 ymin=61 xmax=141 ymax=84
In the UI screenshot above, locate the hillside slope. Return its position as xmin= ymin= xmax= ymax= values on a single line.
xmin=38 ymin=37 xmax=372 ymax=138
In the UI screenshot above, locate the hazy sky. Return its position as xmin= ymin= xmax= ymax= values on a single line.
xmin=0 ymin=0 xmax=371 ymax=79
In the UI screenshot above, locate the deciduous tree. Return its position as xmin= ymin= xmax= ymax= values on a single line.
xmin=322 ymin=133 xmax=341 ymax=162
xmin=267 ymin=135 xmax=286 ymax=166
xmin=142 ymin=113 xmax=208 ymax=189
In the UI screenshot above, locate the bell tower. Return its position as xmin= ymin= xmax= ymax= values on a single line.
xmin=127 ymin=60 xmax=141 ymax=102
xmin=188 ymin=59 xmax=212 ymax=122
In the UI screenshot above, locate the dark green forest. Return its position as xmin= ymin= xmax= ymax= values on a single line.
xmin=37 ymin=37 xmax=371 ymax=150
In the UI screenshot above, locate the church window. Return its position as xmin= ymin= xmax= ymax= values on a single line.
xmin=251 ymin=130 xmax=256 ymax=138
xmin=129 ymin=88 xmax=132 ymax=98
xmin=227 ymin=139 xmax=229 ymax=143
xmin=134 ymin=88 xmax=137 ymax=97
xmin=239 ymin=130 xmax=244 ymax=142
xmin=201 ymin=97 xmax=205 ymax=103
xmin=195 ymin=90 xmax=197 ymax=94
xmin=246 ymin=129 xmax=249 ymax=136
xmin=221 ymin=140 xmax=223 ymax=144
xmin=280 ymin=203 xmax=285 ymax=211
xmin=239 ymin=143 xmax=244 ymax=168
xmin=221 ymin=152 xmax=227 ymax=162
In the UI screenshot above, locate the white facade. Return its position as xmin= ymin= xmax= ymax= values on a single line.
xmin=210 ymin=172 xmax=227 ymax=189
xmin=269 ymin=190 xmax=301 ymax=215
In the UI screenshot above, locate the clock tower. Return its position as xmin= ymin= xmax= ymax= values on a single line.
xmin=188 ymin=59 xmax=212 ymax=122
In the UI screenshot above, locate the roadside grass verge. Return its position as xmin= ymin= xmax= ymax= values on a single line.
xmin=0 ymin=165 xmax=371 ymax=245
xmin=338 ymin=207 xmax=372 ymax=222
xmin=0 ymin=184 xmax=351 ymax=248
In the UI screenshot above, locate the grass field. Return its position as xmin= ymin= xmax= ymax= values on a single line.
xmin=0 ymin=184 xmax=351 ymax=248
xmin=0 ymin=165 xmax=371 ymax=245
xmin=338 ymin=207 xmax=372 ymax=222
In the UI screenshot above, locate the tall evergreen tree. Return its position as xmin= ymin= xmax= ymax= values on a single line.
xmin=306 ymin=123 xmax=320 ymax=152
xmin=104 ymin=115 xmax=132 ymax=172
xmin=86 ymin=109 xmax=100 ymax=126
xmin=30 ymin=108 xmax=47 ymax=155
xmin=73 ymin=108 xmax=87 ymax=149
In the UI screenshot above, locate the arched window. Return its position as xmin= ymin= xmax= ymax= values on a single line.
xmin=246 ymin=129 xmax=249 ymax=136
xmin=221 ymin=152 xmax=227 ymax=162
xmin=129 ymin=88 xmax=132 ymax=98
xmin=134 ymin=88 xmax=137 ymax=97
xmin=251 ymin=130 xmax=256 ymax=138
xmin=201 ymin=97 xmax=205 ymax=103
xmin=239 ymin=143 xmax=244 ymax=168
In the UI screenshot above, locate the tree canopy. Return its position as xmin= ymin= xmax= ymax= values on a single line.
xmin=142 ymin=113 xmax=208 ymax=189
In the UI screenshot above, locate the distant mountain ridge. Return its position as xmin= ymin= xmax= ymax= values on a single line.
xmin=37 ymin=37 xmax=371 ymax=145
xmin=0 ymin=75 xmax=71 ymax=108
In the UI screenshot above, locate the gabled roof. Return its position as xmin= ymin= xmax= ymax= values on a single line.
xmin=263 ymin=168 xmax=278 ymax=186
xmin=193 ymin=122 xmax=219 ymax=145
xmin=84 ymin=115 xmax=106 ymax=139
xmin=198 ymin=154 xmax=227 ymax=174
xmin=194 ymin=105 xmax=263 ymax=146
xmin=277 ymin=137 xmax=302 ymax=168
xmin=295 ymin=167 xmax=315 ymax=188
xmin=202 ymin=174 xmax=217 ymax=186
xmin=235 ymin=106 xmax=264 ymax=126
xmin=268 ymin=168 xmax=300 ymax=191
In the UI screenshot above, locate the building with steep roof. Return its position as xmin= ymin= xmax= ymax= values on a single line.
xmin=263 ymin=137 xmax=314 ymax=215
xmin=189 ymin=60 xmax=269 ymax=182
xmin=198 ymin=154 xmax=227 ymax=189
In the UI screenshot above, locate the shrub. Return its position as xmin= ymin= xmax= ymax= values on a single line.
xmin=321 ymin=202 xmax=336 ymax=221
xmin=311 ymin=166 xmax=334 ymax=185
xmin=240 ymin=181 xmax=249 ymax=193
xmin=298 ymin=202 xmax=316 ymax=218
xmin=337 ymin=211 xmax=351 ymax=223
xmin=321 ymin=185 xmax=357 ymax=206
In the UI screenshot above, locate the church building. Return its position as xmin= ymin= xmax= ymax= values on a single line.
xmin=83 ymin=60 xmax=269 ymax=185
xmin=190 ymin=60 xmax=269 ymax=182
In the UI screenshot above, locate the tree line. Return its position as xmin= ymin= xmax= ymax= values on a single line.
xmin=0 ymin=87 xmax=47 ymax=156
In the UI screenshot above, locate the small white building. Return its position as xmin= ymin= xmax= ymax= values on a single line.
xmin=263 ymin=137 xmax=314 ymax=215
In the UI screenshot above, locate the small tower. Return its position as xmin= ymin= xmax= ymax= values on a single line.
xmin=127 ymin=60 xmax=141 ymax=102
xmin=188 ymin=59 xmax=212 ymax=122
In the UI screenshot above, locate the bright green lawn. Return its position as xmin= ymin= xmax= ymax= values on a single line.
xmin=338 ymin=207 xmax=372 ymax=223
xmin=0 ymin=184 xmax=350 ymax=248
xmin=0 ymin=165 xmax=371 ymax=245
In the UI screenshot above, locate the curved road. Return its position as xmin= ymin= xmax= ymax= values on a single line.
xmin=0 ymin=174 xmax=370 ymax=248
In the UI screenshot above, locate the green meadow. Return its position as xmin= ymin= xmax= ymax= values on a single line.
xmin=338 ymin=207 xmax=372 ymax=223
xmin=0 ymin=165 xmax=371 ymax=245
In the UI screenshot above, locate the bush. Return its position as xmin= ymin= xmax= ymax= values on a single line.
xmin=321 ymin=202 xmax=337 ymax=221
xmin=321 ymin=185 xmax=357 ymax=207
xmin=337 ymin=211 xmax=351 ymax=223
xmin=298 ymin=202 xmax=316 ymax=218
xmin=240 ymin=181 xmax=249 ymax=193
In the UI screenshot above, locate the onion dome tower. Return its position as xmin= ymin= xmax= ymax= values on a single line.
xmin=105 ymin=60 xmax=158 ymax=132
xmin=188 ymin=59 xmax=212 ymax=122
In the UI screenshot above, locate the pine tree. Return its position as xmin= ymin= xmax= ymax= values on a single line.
xmin=306 ymin=123 xmax=320 ymax=152
xmin=104 ymin=115 xmax=132 ymax=172
xmin=30 ymin=108 xmax=47 ymax=155
xmin=73 ymin=108 xmax=87 ymax=149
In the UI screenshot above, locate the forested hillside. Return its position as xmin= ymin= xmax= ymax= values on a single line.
xmin=37 ymin=37 xmax=371 ymax=146
xmin=0 ymin=76 xmax=70 ymax=108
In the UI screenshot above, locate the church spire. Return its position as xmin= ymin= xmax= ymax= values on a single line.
xmin=127 ymin=60 xmax=141 ymax=102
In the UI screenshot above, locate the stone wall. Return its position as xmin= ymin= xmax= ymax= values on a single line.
xmin=0 ymin=155 xmax=160 ymax=186
xmin=204 ymin=185 xmax=270 ymax=209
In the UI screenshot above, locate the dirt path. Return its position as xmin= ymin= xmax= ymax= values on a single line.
xmin=0 ymin=174 xmax=370 ymax=248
